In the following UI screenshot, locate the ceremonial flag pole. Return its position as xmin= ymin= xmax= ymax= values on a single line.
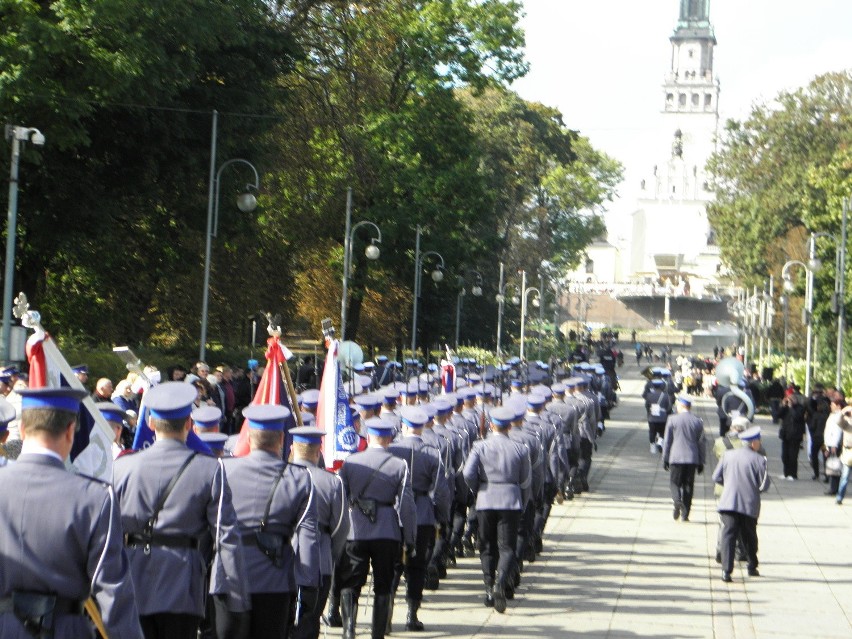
xmin=317 ymin=319 xmax=358 ymax=470
xmin=231 ymin=313 xmax=298 ymax=457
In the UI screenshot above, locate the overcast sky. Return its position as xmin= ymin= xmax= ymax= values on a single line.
xmin=513 ymin=0 xmax=852 ymax=221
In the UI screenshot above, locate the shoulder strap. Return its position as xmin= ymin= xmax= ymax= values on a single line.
xmin=356 ymin=455 xmax=392 ymax=501
xmin=145 ymin=453 xmax=197 ymax=535
xmin=261 ymin=463 xmax=288 ymax=531
xmin=723 ymin=437 xmax=734 ymax=450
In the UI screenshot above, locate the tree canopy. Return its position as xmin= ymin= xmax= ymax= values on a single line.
xmin=707 ymin=70 xmax=852 ymax=361
xmin=1 ymin=0 xmax=622 ymax=356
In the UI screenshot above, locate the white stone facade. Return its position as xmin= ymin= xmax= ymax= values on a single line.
xmin=573 ymin=2 xmax=725 ymax=295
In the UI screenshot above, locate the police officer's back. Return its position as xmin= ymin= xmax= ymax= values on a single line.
xmin=222 ymin=405 xmax=320 ymax=638
xmin=0 ymin=388 xmax=143 ymax=638
xmin=113 ymin=382 xmax=249 ymax=638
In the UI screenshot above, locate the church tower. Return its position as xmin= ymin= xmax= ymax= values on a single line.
xmin=628 ymin=0 xmax=722 ymax=293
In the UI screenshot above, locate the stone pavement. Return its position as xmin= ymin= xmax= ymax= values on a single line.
xmin=353 ymin=360 xmax=852 ymax=639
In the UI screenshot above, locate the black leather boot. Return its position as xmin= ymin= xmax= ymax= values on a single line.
xmin=323 ymin=593 xmax=342 ymax=627
xmin=372 ymin=594 xmax=391 ymax=639
xmin=341 ymin=589 xmax=358 ymax=639
xmin=405 ymin=598 xmax=425 ymax=631
xmin=493 ymin=573 xmax=507 ymax=613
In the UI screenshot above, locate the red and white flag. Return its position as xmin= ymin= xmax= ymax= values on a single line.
xmin=231 ymin=336 xmax=296 ymax=457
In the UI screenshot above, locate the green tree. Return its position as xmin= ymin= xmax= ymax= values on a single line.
xmin=707 ymin=71 xmax=852 ymax=285
xmin=0 ymin=0 xmax=298 ymax=346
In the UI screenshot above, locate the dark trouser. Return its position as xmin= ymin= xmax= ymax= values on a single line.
xmin=719 ymin=416 xmax=730 ymax=438
xmin=578 ymin=438 xmax=593 ymax=484
xmin=669 ymin=463 xmax=697 ymax=515
xmin=828 ymin=474 xmax=840 ymax=495
xmin=466 ymin=505 xmax=479 ymax=540
xmin=214 ymin=593 xmax=290 ymax=639
xmin=429 ymin=523 xmax=448 ymax=574
xmin=450 ymin=499 xmax=468 ymax=548
xmin=809 ymin=438 xmax=824 ymax=478
xmin=648 ymin=422 xmax=665 ymax=443
xmin=567 ymin=447 xmax=579 ymax=488
xmin=339 ymin=539 xmax=402 ymax=595
xmin=781 ymin=439 xmax=801 ymax=478
xmin=478 ymin=509 xmax=521 ymax=587
xmin=719 ymin=511 xmax=758 ymax=573
xmin=140 ymin=613 xmax=202 ymax=639
xmin=534 ymin=483 xmax=556 ymax=543
xmin=393 ymin=525 xmax=435 ymax=601
xmin=514 ymin=500 xmax=536 ymax=562
xmin=291 ymin=576 xmax=331 ymax=639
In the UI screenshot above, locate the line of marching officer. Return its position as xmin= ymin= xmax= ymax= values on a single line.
xmin=0 ymin=369 xmax=610 ymax=639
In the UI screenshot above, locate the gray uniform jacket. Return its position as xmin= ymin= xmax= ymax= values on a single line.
xmin=526 ymin=412 xmax=559 ymax=486
xmin=712 ymin=446 xmax=771 ymax=519
xmin=508 ymin=427 xmax=543 ymax=502
xmin=463 ymin=432 xmax=532 ymax=511
xmin=290 ymin=459 xmax=349 ymax=576
xmin=581 ymin=389 xmax=602 ymax=426
xmin=573 ymin=392 xmax=598 ymax=441
xmin=451 ymin=411 xmax=477 ymax=447
xmin=0 ymin=453 xmax=143 ymax=639
xmin=435 ymin=420 xmax=467 ymax=501
xmin=662 ymin=412 xmax=706 ymax=466
xmin=389 ymin=435 xmax=451 ymax=525
xmin=224 ymin=450 xmax=321 ymax=592
xmin=113 ymin=438 xmax=249 ymax=615
xmin=339 ymin=446 xmax=417 ymax=545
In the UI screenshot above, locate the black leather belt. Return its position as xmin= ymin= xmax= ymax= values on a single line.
xmin=0 ymin=593 xmax=84 ymax=616
xmin=125 ymin=533 xmax=199 ymax=550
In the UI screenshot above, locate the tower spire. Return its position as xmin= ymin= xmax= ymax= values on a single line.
xmin=678 ymin=0 xmax=710 ymax=27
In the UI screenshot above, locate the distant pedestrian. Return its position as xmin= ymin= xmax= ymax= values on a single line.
xmin=777 ymin=388 xmax=806 ymax=480
xmin=712 ymin=426 xmax=770 ymax=583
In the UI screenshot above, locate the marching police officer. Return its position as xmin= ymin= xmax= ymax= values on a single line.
xmin=463 ymin=406 xmax=531 ymax=614
xmin=289 ymin=426 xmax=349 ymax=639
xmin=662 ymin=396 xmax=706 ymax=522
xmin=388 ymin=406 xmax=450 ymax=632
xmin=337 ymin=417 xmax=416 ymax=639
xmin=113 ymin=382 xmax=249 ymax=639
xmin=222 ymin=405 xmax=321 ymax=638
xmin=713 ymin=425 xmax=770 ymax=583
xmin=0 ymin=387 xmax=143 ymax=638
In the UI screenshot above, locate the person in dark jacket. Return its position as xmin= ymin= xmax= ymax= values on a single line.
xmin=806 ymin=394 xmax=830 ymax=480
xmin=645 ymin=379 xmax=671 ymax=454
xmin=777 ymin=389 xmax=806 ymax=480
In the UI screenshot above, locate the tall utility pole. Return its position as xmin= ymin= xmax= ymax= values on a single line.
xmin=837 ymin=198 xmax=848 ymax=390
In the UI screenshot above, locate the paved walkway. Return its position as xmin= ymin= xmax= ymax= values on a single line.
xmin=367 ymin=360 xmax=852 ymax=639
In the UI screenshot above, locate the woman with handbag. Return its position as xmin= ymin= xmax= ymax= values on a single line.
xmin=823 ymin=393 xmax=845 ymax=496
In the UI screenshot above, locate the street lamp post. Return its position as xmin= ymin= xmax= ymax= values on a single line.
xmin=496 ymin=262 xmax=505 ymax=358
xmin=780 ymin=290 xmax=790 ymax=380
xmin=454 ymin=270 xmax=482 ymax=349
xmin=199 ymin=155 xmax=260 ymax=362
xmin=340 ymin=188 xmax=381 ymax=342
xmin=3 ymin=125 xmax=45 ymax=363
xmin=836 ymin=198 xmax=849 ymax=390
xmin=782 ymin=241 xmax=821 ymax=395
xmin=518 ymin=270 xmax=540 ymax=361
xmin=411 ymin=225 xmax=445 ymax=358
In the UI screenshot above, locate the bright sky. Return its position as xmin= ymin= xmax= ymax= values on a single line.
xmin=513 ymin=0 xmax=852 ymax=223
